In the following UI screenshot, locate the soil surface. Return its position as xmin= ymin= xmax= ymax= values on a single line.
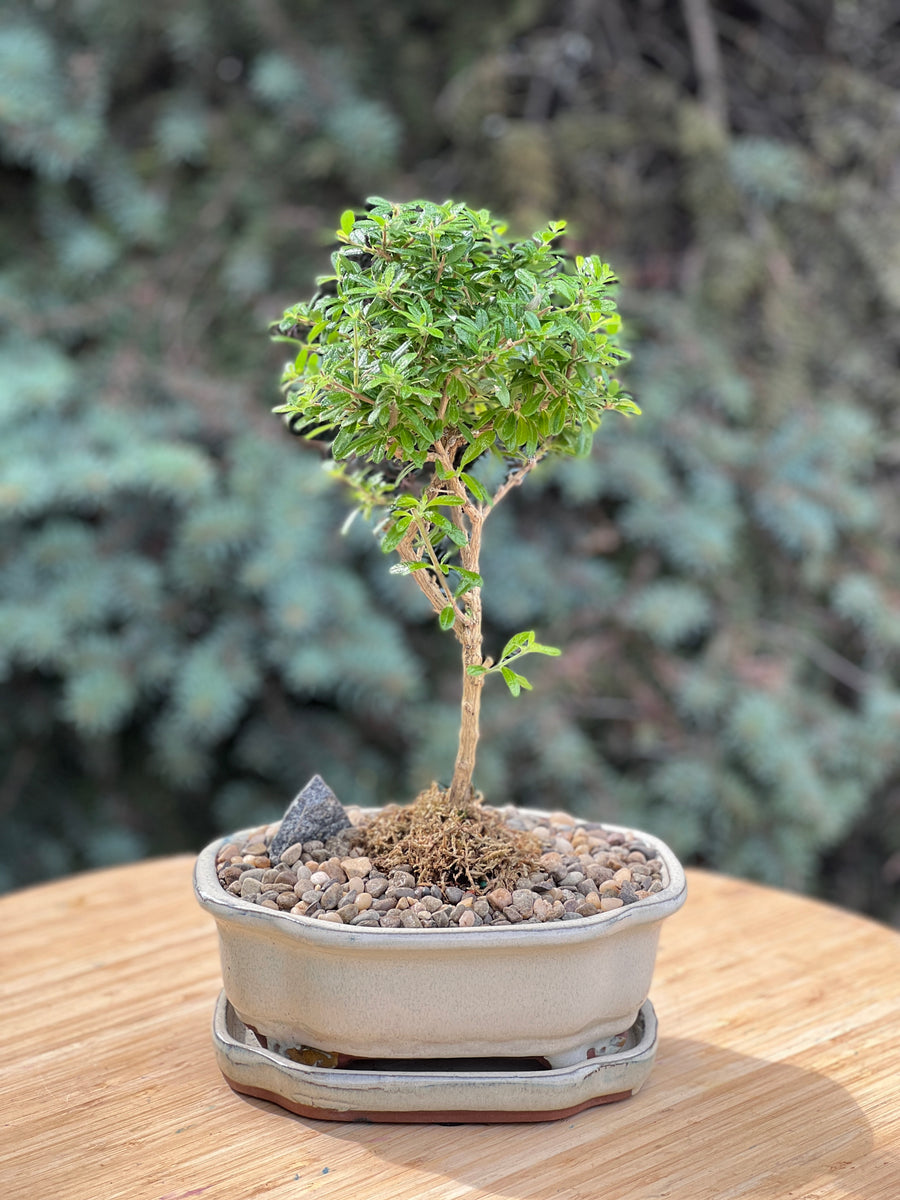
xmin=215 ymin=806 xmax=668 ymax=928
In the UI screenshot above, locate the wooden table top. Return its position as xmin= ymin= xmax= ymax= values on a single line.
xmin=2 ymin=856 xmax=899 ymax=1200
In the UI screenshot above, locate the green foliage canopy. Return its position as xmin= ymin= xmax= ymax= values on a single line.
xmin=275 ymin=199 xmax=634 ymax=474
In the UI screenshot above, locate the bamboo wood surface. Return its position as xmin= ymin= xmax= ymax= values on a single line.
xmin=1 ymin=858 xmax=899 ymax=1200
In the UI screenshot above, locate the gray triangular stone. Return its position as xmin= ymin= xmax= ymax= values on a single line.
xmin=269 ymin=775 xmax=351 ymax=862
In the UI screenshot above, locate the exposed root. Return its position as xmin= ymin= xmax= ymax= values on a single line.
xmin=362 ymin=782 xmax=542 ymax=892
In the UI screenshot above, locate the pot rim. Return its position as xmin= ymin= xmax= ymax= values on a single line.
xmin=194 ymin=808 xmax=687 ymax=949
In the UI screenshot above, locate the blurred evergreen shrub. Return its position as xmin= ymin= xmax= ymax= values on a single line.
xmin=1 ymin=0 xmax=898 ymax=921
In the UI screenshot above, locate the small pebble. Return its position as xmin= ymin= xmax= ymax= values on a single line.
xmin=351 ymin=911 xmax=381 ymax=926
xmin=341 ymin=856 xmax=372 ymax=878
xmin=319 ymin=858 xmax=346 ymax=882
xmin=279 ymin=843 xmax=305 ymax=867
xmin=486 ymin=887 xmax=512 ymax=911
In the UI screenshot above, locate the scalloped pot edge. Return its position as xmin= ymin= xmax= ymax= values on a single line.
xmin=194 ymin=810 xmax=687 ymax=1065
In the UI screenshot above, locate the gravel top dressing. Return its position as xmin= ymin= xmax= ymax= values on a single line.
xmin=216 ymin=806 xmax=667 ymax=930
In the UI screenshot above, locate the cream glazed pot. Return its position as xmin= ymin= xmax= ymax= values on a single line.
xmin=194 ymin=810 xmax=687 ymax=1068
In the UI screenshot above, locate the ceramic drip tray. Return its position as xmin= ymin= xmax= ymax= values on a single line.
xmin=212 ymin=992 xmax=658 ymax=1123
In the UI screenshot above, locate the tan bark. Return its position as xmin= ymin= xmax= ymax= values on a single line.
xmin=395 ymin=447 xmax=498 ymax=806
xmin=448 ymin=590 xmax=485 ymax=807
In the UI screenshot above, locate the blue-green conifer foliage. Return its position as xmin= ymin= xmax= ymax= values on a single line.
xmin=1 ymin=0 xmax=898 ymax=921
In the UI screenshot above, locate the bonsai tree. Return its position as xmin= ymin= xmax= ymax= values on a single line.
xmin=272 ymin=198 xmax=636 ymax=881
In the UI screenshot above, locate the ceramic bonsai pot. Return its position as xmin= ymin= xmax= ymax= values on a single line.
xmin=194 ymin=811 xmax=687 ymax=1070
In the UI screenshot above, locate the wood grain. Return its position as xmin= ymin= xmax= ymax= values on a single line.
xmin=2 ymin=859 xmax=899 ymax=1200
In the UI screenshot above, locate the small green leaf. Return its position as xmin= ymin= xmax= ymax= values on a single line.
xmin=501 ymin=667 xmax=534 ymax=696
xmin=443 ymin=243 xmax=469 ymax=266
xmin=446 ymin=375 xmax=467 ymax=402
xmin=439 ymin=605 xmax=456 ymax=631
xmin=466 ymin=664 xmax=488 ymax=677
xmin=530 ymin=642 xmax=562 ymax=657
xmin=460 ymin=433 xmax=494 ymax=469
xmin=381 ymin=516 xmax=411 ymax=552
xmin=500 ymin=666 xmax=519 ymax=695
xmin=500 ymin=631 xmax=535 ymax=660
xmin=331 ymin=426 xmax=357 ymax=459
xmin=426 ymin=496 xmax=466 ymax=508
xmin=453 ymin=568 xmax=483 ymax=598
xmin=339 ymin=209 xmax=355 ymax=236
xmin=613 ymin=398 xmax=642 ymax=415
xmin=460 ymin=472 xmax=491 ymax=504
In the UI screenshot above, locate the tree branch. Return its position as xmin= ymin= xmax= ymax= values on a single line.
xmin=491 ymin=454 xmax=546 ymax=509
xmin=681 ymin=0 xmax=729 ymax=132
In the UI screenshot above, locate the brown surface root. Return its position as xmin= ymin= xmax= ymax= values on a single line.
xmin=361 ymin=783 xmax=542 ymax=891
